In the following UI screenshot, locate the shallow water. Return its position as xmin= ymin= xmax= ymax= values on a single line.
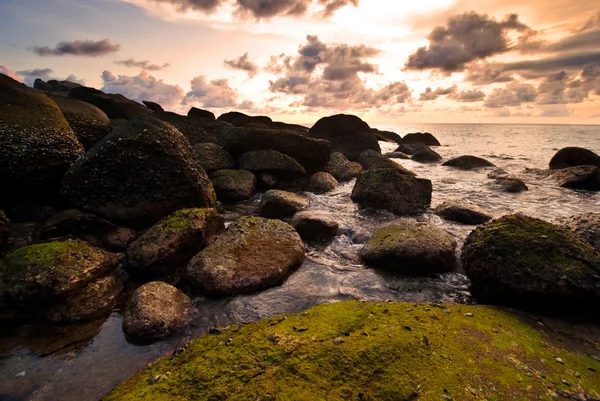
xmin=1 ymin=124 xmax=599 ymax=401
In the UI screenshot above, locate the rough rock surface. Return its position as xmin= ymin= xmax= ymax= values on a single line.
xmin=308 ymin=172 xmax=338 ymax=194
xmin=142 ymin=101 xmax=164 ymax=112
xmin=291 ymin=210 xmax=339 ymax=242
xmin=259 ymin=190 xmax=309 ymax=219
xmin=209 ymin=169 xmax=257 ymax=202
xmin=411 ymin=147 xmax=442 ymax=163
xmin=187 ymin=107 xmax=215 ymax=120
xmin=401 ymin=132 xmax=440 ymax=146
xmin=434 ymin=201 xmax=492 ymax=225
xmin=384 ymin=152 xmax=410 ymax=159
xmin=238 ymin=150 xmax=306 ymax=179
xmin=34 ymin=78 xmax=53 ymax=91
xmin=217 ymin=111 xmax=272 ymax=127
xmin=549 ymin=147 xmax=600 ymax=169
xmin=68 ymin=86 xmax=152 ymax=120
xmin=358 ymin=149 xmax=415 ymax=176
xmin=323 ymin=152 xmax=363 ymax=182
xmin=442 ymin=155 xmax=495 ymax=170
xmin=549 ymin=165 xmax=600 ymax=191
xmin=153 ymin=111 xmax=230 ymax=145
xmin=192 ymin=143 xmax=236 ymax=173
xmin=555 ymin=213 xmax=600 ymax=252
xmin=394 ymin=143 xmax=430 ymax=156
xmin=370 ymin=128 xmax=402 ymax=143
xmin=492 ymin=177 xmax=528 ymax=193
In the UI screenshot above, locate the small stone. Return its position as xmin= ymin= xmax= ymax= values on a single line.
xmin=430 ymin=314 xmax=439 ymax=320
xmin=556 ymin=357 xmax=564 ymax=365
xmin=208 ymin=327 xmax=223 ymax=335
xmin=422 ymin=335 xmax=430 ymax=347
xmin=561 ymin=379 xmax=570 ymax=386
xmin=465 ymin=313 xmax=474 ymax=317
xmin=575 ymin=372 xmax=581 ymax=378
xmin=267 ymin=334 xmax=280 ymax=343
xmin=424 ymin=308 xmax=431 ymax=312
xmin=333 ymin=337 xmax=344 ymax=345
xmin=225 ymin=338 xmax=233 ymax=346
xmin=403 ymin=326 xmax=412 ymax=331
xmin=293 ymin=327 xmax=308 ymax=333
xmin=148 ymin=374 xmax=168 ymax=385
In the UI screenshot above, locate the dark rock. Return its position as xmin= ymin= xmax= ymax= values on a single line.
xmin=34 ymin=78 xmax=53 ymax=91
xmin=186 ymin=217 xmax=305 ymax=295
xmin=487 ymin=168 xmax=509 ymax=179
xmin=361 ymin=219 xmax=457 ymax=274
xmin=104 ymin=227 xmax=138 ymax=251
xmin=192 ymin=143 xmax=236 ymax=173
xmin=68 ymin=86 xmax=152 ymax=120
xmin=153 ymin=111 xmax=231 ymax=146
xmin=217 ymin=111 xmax=272 ymax=127
xmin=442 ymin=156 xmax=495 ymax=170
xmin=110 ymin=118 xmax=128 ymax=129
xmin=359 ymin=149 xmax=416 ymax=176
xmin=549 ymin=147 xmax=600 ymax=169
xmin=0 ymin=210 xmax=10 ymax=250
xmin=549 ymin=165 xmax=600 ymax=191
xmin=61 ymin=116 xmax=216 ymax=229
xmin=238 ymin=150 xmax=306 ymax=179
xmin=394 ymin=143 xmax=430 ymax=156
xmin=142 ymin=100 xmax=164 ymax=112
xmin=351 ymin=169 xmax=432 ymax=215
xmin=48 ymin=80 xmax=82 ymax=93
xmin=257 ymin=173 xmax=278 ymax=189
xmin=308 ymin=172 xmax=338 ymax=194
xmin=555 ymin=213 xmax=600 ymax=252
xmin=411 ymin=147 xmax=442 ymax=163
xmin=259 ymin=190 xmax=309 ymax=219
xmin=209 ymin=170 xmax=257 ymax=202
xmin=271 ymin=121 xmax=309 ymax=132
xmin=384 ymin=152 xmax=410 ymax=159
xmin=400 ymin=132 xmax=441 ymax=146
xmin=324 ymin=152 xmax=363 ymax=182
xmin=493 ymin=177 xmax=528 ymax=193
xmin=291 ymin=210 xmax=338 ymax=242
xmin=371 ymin=128 xmax=402 ymax=143
xmin=188 ymin=107 xmax=216 ymax=120
xmin=434 ymin=201 xmax=492 ymax=225
xmin=308 ymin=114 xmax=380 ymax=161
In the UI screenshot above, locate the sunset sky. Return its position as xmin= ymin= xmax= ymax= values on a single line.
xmin=1 ymin=0 xmax=599 ymax=126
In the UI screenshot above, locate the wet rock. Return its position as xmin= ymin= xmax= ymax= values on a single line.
xmin=411 ymin=147 xmax=442 ymax=163
xmin=358 ymin=149 xmax=416 ymax=176
xmin=555 ymin=213 xmax=600 ymax=252
xmin=548 ymin=165 xmax=600 ymax=191
xmin=400 ymin=132 xmax=441 ymax=146
xmin=68 ymin=86 xmax=152 ymax=120
xmin=371 ymin=128 xmax=402 ymax=143
xmin=361 ymin=219 xmax=457 ymax=274
xmin=209 ymin=170 xmax=257 ymax=202
xmin=291 ymin=210 xmax=339 ymax=242
xmin=394 ymin=143 xmax=430 ymax=156
xmin=192 ymin=143 xmax=236 ymax=173
xmin=186 ymin=216 xmax=305 ymax=295
xmin=259 ymin=190 xmax=309 ymax=219
xmin=188 ymin=107 xmax=215 ymax=120
xmin=153 ymin=111 xmax=231 ymax=146
xmin=487 ymin=168 xmax=509 ymax=179
xmin=434 ymin=201 xmax=492 ymax=225
xmin=238 ymin=149 xmax=307 ymax=179
xmin=442 ymin=155 xmax=495 ymax=170
xmin=126 ymin=208 xmax=223 ymax=279
xmin=123 ymin=281 xmax=193 ymax=342
xmin=384 ymin=152 xmax=410 ymax=159
xmin=217 ymin=111 xmax=272 ymax=127
xmin=308 ymin=114 xmax=380 ymax=161
xmin=61 ymin=116 xmax=216 ymax=229
xmin=34 ymin=78 xmax=53 ymax=91
xmin=308 ymin=172 xmax=338 ymax=194
xmin=142 ymin=100 xmax=164 ymax=112
xmin=257 ymin=173 xmax=278 ymax=189
xmin=351 ymin=169 xmax=432 ymax=215
xmin=324 ymin=152 xmax=363 ymax=182
xmin=492 ymin=177 xmax=528 ymax=193
xmin=0 ymin=210 xmax=10 ymax=250
xmin=549 ymin=147 xmax=600 ymax=169
xmin=461 ymin=214 xmax=600 ymax=309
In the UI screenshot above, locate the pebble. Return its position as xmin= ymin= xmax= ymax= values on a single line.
xmin=561 ymin=379 xmax=570 ymax=386
xmin=430 ymin=314 xmax=439 ymax=320
xmin=465 ymin=313 xmax=474 ymax=318
xmin=556 ymin=357 xmax=564 ymax=365
xmin=333 ymin=337 xmax=344 ymax=345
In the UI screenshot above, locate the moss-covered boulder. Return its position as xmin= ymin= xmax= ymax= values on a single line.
xmin=153 ymin=111 xmax=231 ymax=146
xmin=492 ymin=177 xmax=528 ymax=193
xmin=351 ymin=169 xmax=432 ymax=215
xmin=186 ymin=217 xmax=305 ymax=296
xmin=442 ymin=155 xmax=495 ymax=170
xmin=0 ymin=210 xmax=9 ymax=250
xmin=358 ymin=149 xmax=415 ymax=176
xmin=462 ymin=214 xmax=600 ymax=308
xmin=550 ymin=147 xmax=600 ymax=169
xmin=361 ymin=219 xmax=457 ymax=274
xmin=291 ymin=210 xmax=339 ymax=242
xmin=126 ymin=208 xmax=223 ymax=279
xmin=61 ymin=116 xmax=216 ymax=229
xmin=555 ymin=213 xmax=600 ymax=252
xmin=434 ymin=200 xmax=492 ymax=225
xmin=68 ymin=86 xmax=152 ymax=120
xmin=401 ymin=132 xmax=441 ymax=146
xmin=411 ymin=147 xmax=442 ymax=163
xmin=549 ymin=165 xmax=600 ymax=191
xmin=308 ymin=172 xmax=338 ymax=194
xmin=191 ymin=143 xmax=235 ymax=173
xmin=238 ymin=150 xmax=306 ymax=179
xmin=106 ymin=301 xmax=600 ymax=401
xmin=323 ymin=152 xmax=363 ymax=182
xmin=259 ymin=190 xmax=309 ymax=219
xmin=209 ymin=169 xmax=257 ymax=202
xmin=122 ymin=281 xmax=193 ymax=342
xmin=0 ymin=73 xmax=84 ymax=201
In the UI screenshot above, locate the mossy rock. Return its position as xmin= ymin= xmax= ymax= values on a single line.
xmin=324 ymin=152 xmax=363 ymax=182
xmin=217 ymin=111 xmax=273 ymax=127
xmin=191 ymin=143 xmax=235 ymax=173
xmin=434 ymin=200 xmax=492 ymax=225
xmin=153 ymin=111 xmax=231 ymax=146
xmin=308 ymin=172 xmax=338 ymax=194
xmin=555 ymin=213 xmax=600 ymax=252
xmin=358 ymin=149 xmax=416 ymax=176
xmin=187 ymin=107 xmax=215 ymax=120
xmin=68 ymin=86 xmax=152 ymax=120
xmin=291 ymin=210 xmax=339 ymax=242
xmin=209 ymin=169 xmax=257 ymax=202
xmin=238 ymin=149 xmax=307 ymax=179
xmin=259 ymin=190 xmax=309 ymax=219
xmin=105 ymin=300 xmax=600 ymax=401
xmin=549 ymin=166 xmax=600 ymax=191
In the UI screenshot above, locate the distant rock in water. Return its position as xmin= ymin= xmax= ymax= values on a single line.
xmin=324 ymin=152 xmax=363 ymax=182
xmin=555 ymin=213 xmax=600 ymax=252
xmin=34 ymin=78 xmax=53 ymax=91
xmin=442 ymin=155 xmax=495 ymax=170
xmin=384 ymin=152 xmax=410 ymax=159
xmin=238 ymin=149 xmax=306 ymax=179
xmin=434 ymin=200 xmax=492 ymax=225
xmin=308 ymin=172 xmax=338 ymax=194
xmin=394 ymin=143 xmax=430 ymax=156
xmin=259 ymin=190 xmax=309 ymax=219
xmin=69 ymin=86 xmax=152 ymax=120
xmin=153 ymin=111 xmax=230 ymax=145
xmin=400 ymin=132 xmax=441 ymax=146
xmin=359 ymin=149 xmax=415 ymax=176
xmin=549 ymin=147 xmax=600 ymax=169
xmin=192 ymin=143 xmax=236 ymax=173
xmin=209 ymin=169 xmax=257 ymax=202
xmin=492 ymin=177 xmax=528 ymax=193
xmin=411 ymin=147 xmax=442 ymax=163
xmin=142 ymin=100 xmax=164 ymax=112
xmin=218 ymin=111 xmax=272 ymax=127
xmin=370 ymin=128 xmax=401 ymax=143
xmin=487 ymin=168 xmax=509 ymax=179
xmin=548 ymin=165 xmax=600 ymax=191
xmin=188 ymin=107 xmax=215 ymax=120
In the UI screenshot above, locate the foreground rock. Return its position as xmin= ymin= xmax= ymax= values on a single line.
xmin=122 ymin=281 xmax=193 ymax=342
xmin=442 ymin=155 xmax=495 ymax=170
xmin=217 ymin=111 xmax=272 ymax=127
xmin=105 ymin=301 xmax=600 ymax=401
xmin=308 ymin=172 xmax=338 ymax=194
xmin=358 ymin=149 xmax=415 ymax=176
xmin=0 ymin=210 xmax=10 ymax=250
xmin=126 ymin=208 xmax=223 ymax=279
xmin=462 ymin=214 xmax=600 ymax=309
xmin=259 ymin=190 xmax=309 ymax=219
xmin=291 ymin=210 xmax=339 ymax=242
xmin=323 ymin=152 xmax=363 ymax=182
xmin=555 ymin=213 xmax=600 ymax=252
xmin=434 ymin=201 xmax=492 ymax=225
xmin=361 ymin=219 xmax=456 ymax=274
xmin=209 ymin=170 xmax=257 ymax=202
xmin=61 ymin=116 xmax=216 ymax=228
xmin=549 ymin=147 xmax=600 ymax=169
xmin=238 ymin=149 xmax=306 ymax=179
xmin=411 ymin=147 xmax=442 ymax=163
xmin=68 ymin=86 xmax=152 ymax=120
xmin=186 ymin=217 xmax=305 ymax=295
xmin=400 ymin=132 xmax=440 ymax=146
xmin=351 ymin=169 xmax=432 ymax=215
xmin=548 ymin=165 xmax=600 ymax=191
xmin=492 ymin=177 xmax=528 ymax=193
xmin=188 ymin=107 xmax=215 ymax=120
xmin=192 ymin=143 xmax=236 ymax=173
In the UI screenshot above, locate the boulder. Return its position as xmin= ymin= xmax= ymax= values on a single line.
xmin=492 ymin=177 xmax=528 ymax=193
xmin=308 ymin=172 xmax=338 ymax=194
xmin=188 ymin=107 xmax=216 ymax=120
xmin=49 ymin=95 xmax=112 ymax=150
xmin=256 ymin=173 xmax=278 ymax=189
xmin=324 ymin=152 xmax=363 ymax=182
xmin=209 ymin=170 xmax=257 ymax=202
xmin=153 ymin=111 xmax=231 ymax=145
xmin=68 ymin=86 xmax=152 ymax=120
xmin=291 ymin=210 xmax=339 ymax=242
xmin=361 ymin=219 xmax=457 ymax=274
xmin=549 ymin=165 xmax=600 ymax=191
xmin=48 ymin=80 xmax=82 ymax=93
xmin=142 ymin=100 xmax=164 ymax=112
xmin=186 ymin=217 xmax=305 ymax=295
xmin=351 ymin=169 xmax=432 ymax=215
xmin=555 ymin=213 xmax=600 ymax=252
xmin=487 ymin=168 xmax=509 ymax=179
xmin=271 ymin=121 xmax=309 ymax=133
xmin=127 ymin=208 xmax=222 ymax=279
xmin=259 ymin=190 xmax=309 ymax=219
xmin=358 ymin=149 xmax=416 ymax=176
xmin=34 ymin=78 xmax=53 ymax=92
xmin=123 ymin=281 xmax=193 ymax=342
xmin=434 ymin=201 xmax=492 ymax=225
xmin=0 ymin=73 xmax=84 ymax=201
xmin=61 ymin=116 xmax=216 ymax=229
xmin=308 ymin=114 xmax=379 ymax=161
xmin=218 ymin=111 xmax=273 ymax=127
xmin=394 ymin=143 xmax=429 ymax=156
xmin=384 ymin=152 xmax=410 ymax=159
xmin=442 ymin=156 xmax=495 ymax=170
xmin=0 ymin=210 xmax=10 ymax=249
xmin=549 ymin=147 xmax=600 ymax=169
xmin=461 ymin=214 xmax=600 ymax=308
xmin=411 ymin=147 xmax=442 ymax=163
xmin=192 ymin=143 xmax=236 ymax=173
xmin=400 ymin=132 xmax=440 ymax=146
xmin=238 ymin=150 xmax=306 ymax=179
xmin=370 ymin=128 xmax=401 ymax=143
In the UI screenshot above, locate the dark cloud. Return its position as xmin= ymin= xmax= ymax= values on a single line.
xmin=484 ymin=83 xmax=537 ymax=108
xmin=114 ymin=58 xmax=170 ymax=71
xmin=502 ymin=52 xmax=600 ymax=75
xmin=224 ymin=52 xmax=259 ymax=77
xmin=101 ymin=70 xmax=184 ymax=109
xmin=419 ymin=85 xmax=457 ymax=101
xmin=464 ymin=62 xmax=514 ymax=85
xmin=448 ymin=89 xmax=486 ymax=102
xmin=183 ymin=75 xmax=240 ymax=108
xmin=32 ymin=39 xmax=121 ymax=57
xmin=150 ymin=0 xmax=222 ymax=13
xmin=536 ymin=71 xmax=591 ymax=104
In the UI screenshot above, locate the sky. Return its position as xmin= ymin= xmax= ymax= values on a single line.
xmin=0 ymin=0 xmax=599 ymax=126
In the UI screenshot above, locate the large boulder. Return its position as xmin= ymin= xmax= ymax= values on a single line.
xmin=272 ymin=121 xmax=309 ymax=133
xmin=549 ymin=165 xmax=600 ymax=191
xmin=192 ymin=143 xmax=236 ymax=173
xmin=186 ymin=217 xmax=305 ymax=295
xmin=61 ymin=116 xmax=216 ymax=229
xmin=461 ymin=214 xmax=600 ymax=308
xmin=49 ymin=95 xmax=112 ymax=150
xmin=394 ymin=143 xmax=430 ymax=156
xmin=434 ymin=201 xmax=492 ymax=225
xmin=122 ymin=281 xmax=193 ymax=342
xmin=291 ymin=210 xmax=339 ymax=242
xmin=411 ymin=147 xmax=442 ymax=163
xmin=358 ymin=149 xmax=415 ymax=176
xmin=555 ymin=213 xmax=600 ymax=252
xmin=188 ymin=107 xmax=215 ymax=120
xmin=308 ymin=114 xmax=379 ymax=161
xmin=549 ymin=147 xmax=600 ymax=169
xmin=238 ymin=150 xmax=306 ymax=179
xmin=126 ymin=208 xmax=223 ymax=279
xmin=153 ymin=111 xmax=230 ymax=145
xmin=442 ymin=155 xmax=495 ymax=170
xmin=370 ymin=128 xmax=401 ymax=143
xmin=0 ymin=210 xmax=10 ymax=250
xmin=351 ymin=169 xmax=432 ymax=215
xmin=209 ymin=169 xmax=257 ymax=202
xmin=324 ymin=152 xmax=363 ymax=182
xmin=400 ymin=132 xmax=441 ymax=146
xmin=68 ymin=86 xmax=152 ymax=120
xmin=48 ymin=80 xmax=82 ymax=93
xmin=308 ymin=172 xmax=338 ymax=194
xmin=218 ymin=111 xmax=272 ymax=127
xmin=259 ymin=190 xmax=309 ymax=219
xmin=142 ymin=100 xmax=164 ymax=112
xmin=361 ymin=219 xmax=457 ymax=274
xmin=34 ymin=78 xmax=53 ymax=92
xmin=0 ymin=73 xmax=84 ymax=201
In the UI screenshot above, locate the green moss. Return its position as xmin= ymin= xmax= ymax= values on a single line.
xmin=4 ymin=241 xmax=100 ymax=273
xmin=158 ymin=209 xmax=214 ymax=232
xmin=105 ymin=301 xmax=600 ymax=401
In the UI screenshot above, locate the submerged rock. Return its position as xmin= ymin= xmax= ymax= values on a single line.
xmin=209 ymin=169 xmax=257 ymax=202
xmin=142 ymin=100 xmax=163 ymax=112
xmin=68 ymin=86 xmax=152 ymax=120
xmin=0 ymin=210 xmax=10 ymax=250
xmin=411 ymin=147 xmax=442 ymax=163
xmin=492 ymin=177 xmax=528 ymax=193
xmin=555 ymin=213 xmax=600 ymax=252
xmin=487 ymin=168 xmax=509 ymax=179
xmin=549 ymin=147 xmax=600 ymax=169
xmin=442 ymin=155 xmax=495 ymax=170
xmin=186 ymin=216 xmax=305 ymax=295
xmin=187 ymin=107 xmax=215 ymax=120
xmin=384 ymin=152 xmax=410 ymax=159
xmin=291 ymin=210 xmax=339 ymax=242
xmin=259 ymin=190 xmax=309 ymax=219
xmin=549 ymin=165 xmax=600 ymax=191
xmin=358 ymin=149 xmax=415 ymax=176
xmin=394 ymin=143 xmax=429 ymax=156
xmin=308 ymin=172 xmax=338 ymax=194
xmin=238 ymin=149 xmax=307 ymax=179
xmin=400 ymin=132 xmax=441 ymax=146
xmin=192 ymin=143 xmax=236 ymax=173
xmin=323 ymin=152 xmax=363 ymax=182
xmin=434 ymin=201 xmax=492 ymax=225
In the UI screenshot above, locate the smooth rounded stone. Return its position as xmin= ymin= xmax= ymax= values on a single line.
xmin=434 ymin=201 xmax=492 ymax=225
xmin=324 ymin=152 xmax=363 ymax=182
xmin=291 ymin=210 xmax=339 ymax=242
xmin=548 ymin=165 xmax=600 ymax=191
xmin=153 ymin=111 xmax=230 ymax=145
xmin=209 ymin=169 xmax=257 ymax=202
xmin=308 ymin=172 xmax=338 ymax=194
xmin=351 ymin=169 xmax=432 ymax=215
xmin=257 ymin=173 xmax=278 ymax=189
xmin=549 ymin=147 xmax=600 ymax=169
xmin=442 ymin=155 xmax=495 ymax=170
xmin=555 ymin=213 xmax=600 ymax=252
xmin=358 ymin=149 xmax=416 ymax=176
xmin=371 ymin=128 xmax=402 ymax=143
xmin=400 ymin=132 xmax=441 ymax=146
xmin=238 ymin=149 xmax=307 ymax=179
xmin=0 ymin=73 xmax=84 ymax=201
xmin=122 ymin=281 xmax=193 ymax=342
xmin=68 ymin=86 xmax=152 ymax=120
xmin=384 ymin=152 xmax=410 ymax=159
xmin=487 ymin=168 xmax=509 ymax=179
xmin=308 ymin=114 xmax=380 ymax=161
xmin=142 ymin=100 xmax=164 ymax=112
xmin=186 ymin=216 xmax=305 ymax=295
xmin=217 ymin=111 xmax=272 ymax=127
xmin=34 ymin=78 xmax=53 ymax=91
xmin=492 ymin=177 xmax=528 ymax=193
xmin=126 ymin=208 xmax=223 ymax=278
xmin=61 ymin=116 xmax=216 ymax=229
xmin=411 ymin=147 xmax=442 ymax=163
xmin=188 ymin=107 xmax=215 ymax=120
xmin=461 ymin=214 xmax=600 ymax=309
xmin=394 ymin=143 xmax=430 ymax=156
xmin=259 ymin=190 xmax=309 ymax=219
xmin=0 ymin=210 xmax=10 ymax=249
xmin=360 ymin=219 xmax=457 ymax=275
xmin=192 ymin=143 xmax=236 ymax=173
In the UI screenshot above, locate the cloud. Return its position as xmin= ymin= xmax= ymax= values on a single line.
xmin=464 ymin=62 xmax=514 ymax=85
xmin=0 ymin=65 xmax=24 ymax=82
xmin=419 ymin=85 xmax=457 ymax=101
xmin=536 ymin=71 xmax=590 ymax=104
xmin=449 ymin=89 xmax=486 ymax=102
xmin=539 ymin=105 xmax=571 ymax=117
xmin=101 ymin=70 xmax=184 ymax=109
xmin=503 ymin=52 xmax=600 ymax=75
xmin=13 ymin=68 xmax=85 ymax=87
xmin=32 ymin=39 xmax=121 ymax=57
xmin=114 ymin=58 xmax=170 ymax=71
xmin=182 ymin=75 xmax=240 ymax=108
xmin=224 ymin=52 xmax=259 ymax=77
xmin=484 ymin=82 xmax=537 ymax=108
